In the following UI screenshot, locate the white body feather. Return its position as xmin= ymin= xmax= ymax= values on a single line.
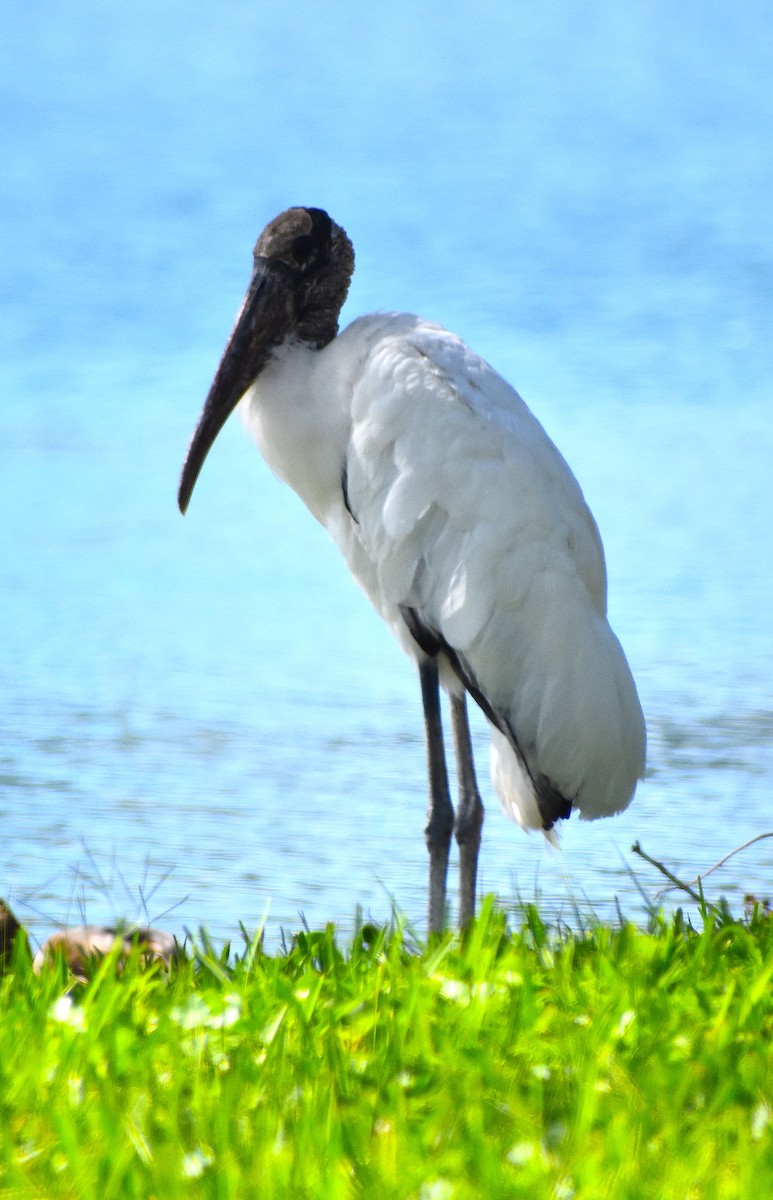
xmin=241 ymin=313 xmax=646 ymax=831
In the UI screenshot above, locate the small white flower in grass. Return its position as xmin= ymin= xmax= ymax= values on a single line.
xmin=170 ymin=995 xmax=212 ymax=1029
xmin=435 ymin=976 xmax=470 ymax=1005
xmin=181 ymin=1148 xmax=213 ymax=1179
xmin=49 ymin=995 xmax=86 ymax=1030
xmin=210 ymin=1049 xmax=231 ymax=1073
xmin=171 ymin=993 xmax=241 ymax=1030
xmin=613 ymin=1009 xmax=636 ymax=1039
xmin=507 ymin=1141 xmax=537 ymax=1166
xmin=752 ymin=1102 xmax=771 ymax=1140
xmin=420 ymin=1180 xmax=456 ymax=1200
xmin=208 ymin=996 xmax=241 ymax=1029
xmin=531 ymin=1064 xmax=551 ymax=1081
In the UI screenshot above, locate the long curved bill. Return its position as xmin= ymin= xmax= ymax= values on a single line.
xmin=178 ymin=258 xmax=296 ymax=514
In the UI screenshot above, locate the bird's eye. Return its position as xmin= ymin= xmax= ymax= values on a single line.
xmin=292 ymin=234 xmax=322 ymax=271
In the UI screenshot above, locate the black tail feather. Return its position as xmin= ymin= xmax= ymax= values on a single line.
xmin=399 ymin=605 xmax=572 ymax=830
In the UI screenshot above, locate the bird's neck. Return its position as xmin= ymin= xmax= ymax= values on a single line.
xmin=295 ymin=308 xmax=339 ymax=351
xmin=241 ymin=336 xmax=353 ymax=526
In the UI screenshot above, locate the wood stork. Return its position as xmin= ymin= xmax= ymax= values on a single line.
xmin=178 ymin=206 xmax=646 ymax=934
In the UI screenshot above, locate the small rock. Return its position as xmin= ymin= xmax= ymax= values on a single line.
xmin=33 ymin=924 xmax=183 ymax=979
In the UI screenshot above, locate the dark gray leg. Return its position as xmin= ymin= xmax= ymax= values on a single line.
xmin=450 ymin=692 xmax=484 ymax=927
xmin=419 ymin=659 xmax=454 ymax=935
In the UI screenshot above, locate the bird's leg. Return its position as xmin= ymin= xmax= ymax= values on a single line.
xmin=450 ymin=692 xmax=484 ymax=928
xmin=419 ymin=659 xmax=455 ymax=935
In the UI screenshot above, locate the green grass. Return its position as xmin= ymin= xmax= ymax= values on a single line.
xmin=1 ymin=899 xmax=772 ymax=1198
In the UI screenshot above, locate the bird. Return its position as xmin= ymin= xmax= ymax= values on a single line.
xmin=178 ymin=206 xmax=646 ymax=934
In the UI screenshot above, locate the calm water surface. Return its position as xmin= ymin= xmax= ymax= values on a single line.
xmin=2 ymin=0 xmax=772 ymax=947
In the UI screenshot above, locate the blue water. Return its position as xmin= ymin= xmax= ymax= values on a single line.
xmin=2 ymin=0 xmax=772 ymax=947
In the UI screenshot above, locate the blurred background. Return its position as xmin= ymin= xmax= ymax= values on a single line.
xmin=1 ymin=0 xmax=772 ymax=947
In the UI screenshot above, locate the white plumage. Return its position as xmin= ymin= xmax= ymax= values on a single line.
xmin=241 ymin=312 xmax=644 ymax=827
xmin=179 ymin=208 xmax=646 ymax=932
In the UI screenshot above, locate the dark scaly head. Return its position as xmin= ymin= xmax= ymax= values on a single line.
xmin=178 ymin=207 xmax=354 ymax=513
